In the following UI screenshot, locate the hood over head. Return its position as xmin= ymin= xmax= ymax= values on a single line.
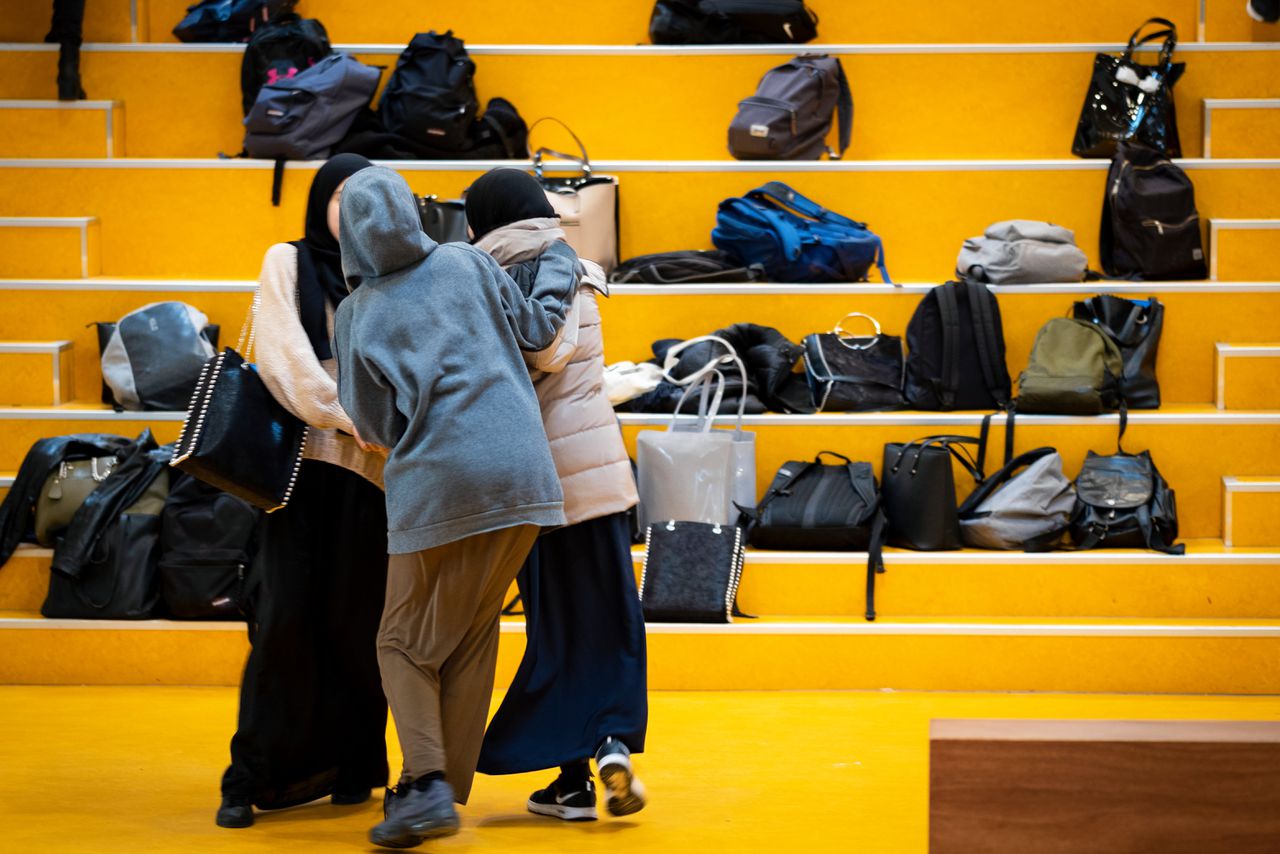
xmin=339 ymin=166 xmax=435 ymax=290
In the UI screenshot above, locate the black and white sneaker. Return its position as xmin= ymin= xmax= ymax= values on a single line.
xmin=1249 ymin=0 xmax=1280 ymax=23
xmin=527 ymin=776 xmax=598 ymax=822
xmin=595 ymin=737 xmax=647 ymax=817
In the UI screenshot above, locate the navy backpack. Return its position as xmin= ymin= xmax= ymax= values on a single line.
xmin=712 ymin=182 xmax=891 ymax=283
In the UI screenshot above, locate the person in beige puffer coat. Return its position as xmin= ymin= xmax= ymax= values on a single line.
xmin=465 ymin=168 xmax=649 ymax=824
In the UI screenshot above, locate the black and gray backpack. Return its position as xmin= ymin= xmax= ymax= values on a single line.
xmin=97 ymin=302 xmax=217 ymax=412
xmin=1101 ymin=142 xmax=1207 ymax=280
xmin=378 ymin=31 xmax=479 ymax=152
xmin=728 ymin=54 xmax=852 ymax=160
xmin=959 ymin=446 xmax=1075 ymax=550
xmin=904 ymin=281 xmax=1011 ymax=411
xmin=610 ymin=250 xmax=765 ymax=284
xmin=239 ymin=12 xmax=331 ymax=115
xmin=650 ymin=0 xmax=819 ymax=45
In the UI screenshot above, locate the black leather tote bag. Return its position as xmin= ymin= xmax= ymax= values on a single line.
xmin=640 ymin=520 xmax=746 ymax=623
xmin=1072 ymin=294 xmax=1163 ymax=409
xmin=881 ymin=434 xmax=985 ymax=550
xmin=1073 ymin=18 xmax=1184 ymax=158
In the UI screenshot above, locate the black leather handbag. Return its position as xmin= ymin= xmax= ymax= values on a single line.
xmin=1069 ymin=448 xmax=1183 ymax=554
xmin=170 ymin=294 xmax=309 ymax=513
xmin=1072 ymin=18 xmax=1184 ymax=159
xmin=416 ymin=195 xmax=468 ymax=244
xmin=881 ymin=434 xmax=986 ymax=550
xmin=640 ymin=520 xmax=745 ymax=623
xmin=804 ymin=313 xmax=906 ymax=412
xmin=1073 ymin=294 xmax=1164 ymax=409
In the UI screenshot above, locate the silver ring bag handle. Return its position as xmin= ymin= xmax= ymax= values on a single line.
xmin=833 ymin=311 xmax=882 ymax=351
xmin=529 ymin=117 xmax=592 ymax=183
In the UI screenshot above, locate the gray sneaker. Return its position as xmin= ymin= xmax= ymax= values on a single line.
xmin=369 ymin=779 xmax=460 ymax=849
xmin=595 ymin=737 xmax=647 ymax=817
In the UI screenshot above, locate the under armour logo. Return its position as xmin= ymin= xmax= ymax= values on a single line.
xmin=265 ymin=67 xmax=299 ymax=85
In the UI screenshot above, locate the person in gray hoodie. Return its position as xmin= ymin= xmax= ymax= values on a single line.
xmin=332 ymin=166 xmax=579 ymax=849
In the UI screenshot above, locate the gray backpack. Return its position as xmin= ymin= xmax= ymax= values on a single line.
xmin=957 ymin=220 xmax=1088 ymax=284
xmin=244 ymin=52 xmax=380 ymax=202
xmin=728 ymin=53 xmax=852 ymax=160
xmin=958 ymin=447 xmax=1075 ymax=549
xmin=100 ymin=302 xmax=217 ymax=412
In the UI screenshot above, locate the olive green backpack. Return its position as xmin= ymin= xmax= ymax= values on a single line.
xmin=1015 ymin=317 xmax=1124 ymax=414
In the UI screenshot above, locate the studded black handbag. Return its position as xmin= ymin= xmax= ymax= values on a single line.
xmin=640 ymin=520 xmax=745 ymax=623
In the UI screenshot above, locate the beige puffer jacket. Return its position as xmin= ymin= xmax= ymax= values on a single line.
xmin=474 ymin=218 xmax=638 ymax=526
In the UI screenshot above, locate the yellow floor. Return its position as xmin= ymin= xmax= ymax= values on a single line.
xmin=0 ymin=687 xmax=1277 ymax=853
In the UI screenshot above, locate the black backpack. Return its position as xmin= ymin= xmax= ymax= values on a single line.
xmin=1101 ymin=142 xmax=1208 ymax=280
xmin=173 ymin=0 xmax=295 ymax=42
xmin=1068 ymin=447 xmax=1182 ymax=554
xmin=378 ymin=31 xmax=479 ymax=152
xmin=610 ymin=250 xmax=765 ymax=284
xmin=239 ymin=12 xmax=331 ymax=115
xmin=650 ymin=0 xmax=818 ymax=44
xmin=904 ymin=281 xmax=1011 ymax=411
xmin=158 ymin=473 xmax=260 ymax=620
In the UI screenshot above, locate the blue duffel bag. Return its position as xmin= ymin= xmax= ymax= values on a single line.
xmin=711 ymin=181 xmax=892 ymax=284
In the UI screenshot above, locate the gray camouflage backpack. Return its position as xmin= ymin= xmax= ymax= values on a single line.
xmin=728 ymin=53 xmax=852 ymax=160
xmin=244 ymin=52 xmax=381 ymax=203
xmin=958 ymin=447 xmax=1075 ymax=549
xmin=100 ymin=302 xmax=217 ymax=412
xmin=957 ymin=220 xmax=1088 ymax=284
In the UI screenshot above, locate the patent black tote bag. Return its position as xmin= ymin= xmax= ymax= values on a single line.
xmin=1072 ymin=18 xmax=1184 ymax=159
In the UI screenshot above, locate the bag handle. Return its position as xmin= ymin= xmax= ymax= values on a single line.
xmin=957 ymin=446 xmax=1059 ymax=519
xmin=832 ymin=312 xmax=882 ymax=350
xmin=1124 ymin=17 xmax=1178 ymax=69
xmin=669 ymin=369 xmax=725 ymax=434
xmin=963 ymin=281 xmax=1010 ymax=408
xmin=830 ymin=57 xmax=853 ymax=159
xmin=662 ymin=335 xmax=750 ymax=434
xmin=889 ymin=435 xmax=985 ymax=482
xmin=529 ymin=117 xmax=591 ymax=180
xmin=235 ymin=288 xmax=261 ymax=362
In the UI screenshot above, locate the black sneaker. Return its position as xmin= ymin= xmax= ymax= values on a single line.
xmin=215 ymin=795 xmax=254 ymax=829
xmin=1249 ymin=0 xmax=1280 ymax=23
xmin=369 ymin=779 xmax=460 ymax=849
xmin=527 ymin=776 xmax=598 ymax=822
xmin=595 ymin=737 xmax=646 ymax=817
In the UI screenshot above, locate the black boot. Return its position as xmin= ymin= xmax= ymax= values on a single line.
xmin=216 ymin=795 xmax=254 ymax=829
xmin=56 ymin=42 xmax=85 ymax=101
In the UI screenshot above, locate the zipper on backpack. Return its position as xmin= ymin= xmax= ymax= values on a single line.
xmin=1141 ymin=214 xmax=1197 ymax=235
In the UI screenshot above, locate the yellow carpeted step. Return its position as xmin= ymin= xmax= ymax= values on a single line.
xmin=1205 ymin=1 xmax=1280 ymax=41
xmin=1215 ymin=343 xmax=1280 ymax=409
xmin=0 ymin=99 xmax=124 ymax=158
xmin=1210 ymin=219 xmax=1280 ymax=280
xmin=0 ymin=406 xmax=184 ymax=468
xmin=6 ymin=540 xmax=1277 ymax=619
xmin=2 ymin=44 xmax=1278 ymax=159
xmin=616 ymin=408 xmax=1280 ymax=541
xmin=1203 ymin=98 xmax=1280 ymax=159
xmin=1 ymin=160 xmax=1278 ymax=280
xmin=1223 ymin=477 xmax=1280 ymax=548
xmin=0 ymin=341 xmax=73 ymax=405
xmin=600 ymin=283 xmax=1280 ymax=408
xmin=1 ymin=609 xmax=1277 ymax=692
xmin=0 ymin=216 xmax=98 ymax=279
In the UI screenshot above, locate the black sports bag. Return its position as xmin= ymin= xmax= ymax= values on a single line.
xmin=610 ymin=250 xmax=765 ymax=284
xmin=650 ymin=0 xmax=818 ymax=44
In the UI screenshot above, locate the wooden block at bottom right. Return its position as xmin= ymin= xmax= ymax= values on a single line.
xmin=929 ymin=720 xmax=1280 ymax=854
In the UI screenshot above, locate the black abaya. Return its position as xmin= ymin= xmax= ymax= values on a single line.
xmin=221 ymin=461 xmax=390 ymax=807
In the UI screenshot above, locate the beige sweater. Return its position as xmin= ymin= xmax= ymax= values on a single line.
xmin=254 ymin=243 xmax=385 ymax=489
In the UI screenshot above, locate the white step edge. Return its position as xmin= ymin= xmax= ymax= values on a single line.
xmin=4 ymin=279 xmax=1280 ymax=295
xmin=1215 ymin=343 xmax=1280 ymax=409
xmin=1209 ymin=219 xmax=1280 ymax=280
xmin=0 ymin=342 xmax=72 ymax=403
xmin=1223 ymin=476 xmax=1280 ymax=548
xmin=0 ymin=476 xmax=12 ymax=489
xmin=0 ymin=100 xmax=121 ymax=158
xmin=3 ymin=157 xmax=1280 ymax=173
xmin=1 ymin=41 xmax=1278 ymax=56
xmin=1202 ymin=98 xmax=1280 ymax=158
xmin=1 ymin=615 xmax=1277 ymax=637
xmin=2 ymin=408 xmax=1279 ymax=426
xmin=0 ymin=217 xmax=95 ymax=278
xmin=628 ymin=548 xmax=1280 ymax=566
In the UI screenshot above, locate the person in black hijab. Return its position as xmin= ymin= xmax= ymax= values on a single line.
xmin=217 ymin=154 xmax=392 ymax=830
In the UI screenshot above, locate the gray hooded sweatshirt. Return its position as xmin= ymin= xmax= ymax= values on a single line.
xmin=333 ymin=167 xmax=577 ymax=554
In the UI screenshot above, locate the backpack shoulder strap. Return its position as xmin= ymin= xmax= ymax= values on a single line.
xmin=830 ymin=58 xmax=853 ymax=160
xmin=934 ymin=283 xmax=962 ymax=409
xmin=957 ymin=446 xmax=1057 ymax=518
xmin=964 ymin=280 xmax=1010 ymax=407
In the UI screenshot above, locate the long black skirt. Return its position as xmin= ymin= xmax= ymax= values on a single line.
xmin=478 ymin=511 xmax=648 ymax=775
xmin=221 ymin=461 xmax=390 ymax=808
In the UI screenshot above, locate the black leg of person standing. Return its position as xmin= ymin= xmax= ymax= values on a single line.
xmin=46 ymin=0 xmax=87 ymax=100
xmin=219 ymin=461 xmax=390 ymax=825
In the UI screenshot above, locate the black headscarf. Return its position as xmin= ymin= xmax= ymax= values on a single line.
xmin=464 ymin=167 xmax=556 ymax=241
xmin=291 ymin=153 xmax=373 ymax=360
